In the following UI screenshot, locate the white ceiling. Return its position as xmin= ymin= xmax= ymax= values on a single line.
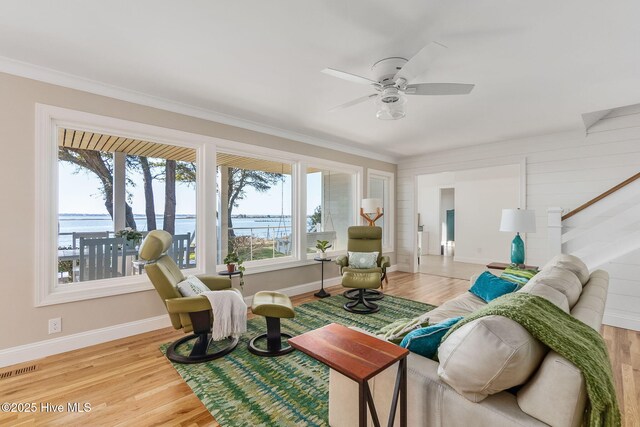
xmin=1 ymin=1 xmax=640 ymax=161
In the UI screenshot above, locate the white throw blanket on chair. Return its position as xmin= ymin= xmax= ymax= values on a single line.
xmin=202 ymin=290 xmax=247 ymax=341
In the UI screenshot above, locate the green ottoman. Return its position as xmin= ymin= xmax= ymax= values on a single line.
xmin=341 ymin=271 xmax=382 ymax=314
xmin=249 ymin=291 xmax=296 ymax=357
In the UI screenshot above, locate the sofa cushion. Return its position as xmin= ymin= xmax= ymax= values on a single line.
xmin=469 ymin=272 xmax=519 ymax=302
xmin=517 ymin=280 xmax=570 ymax=313
xmin=516 ymin=270 xmax=608 ymax=427
xmin=543 ymin=254 xmax=590 ymax=286
xmin=524 ymin=266 xmax=582 ymax=308
xmin=400 ymin=317 xmax=463 ymax=359
xmin=437 ymin=315 xmax=547 ymax=402
xmin=426 ymin=292 xmax=487 ymax=324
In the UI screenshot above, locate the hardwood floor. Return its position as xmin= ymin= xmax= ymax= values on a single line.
xmin=1 ymin=272 xmax=638 ymax=426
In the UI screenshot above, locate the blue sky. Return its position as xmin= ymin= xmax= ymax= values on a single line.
xmin=58 ymin=162 xmax=322 ymax=216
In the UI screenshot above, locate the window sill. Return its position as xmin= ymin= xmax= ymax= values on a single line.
xmin=241 ymin=256 xmax=343 ymax=276
xmin=37 ymin=267 xmax=204 ymax=306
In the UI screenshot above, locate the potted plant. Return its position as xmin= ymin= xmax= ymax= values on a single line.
xmin=315 ymin=240 xmax=332 ymax=259
xmin=116 ymin=227 xmax=143 ymax=248
xmin=223 ymin=252 xmax=240 ymax=273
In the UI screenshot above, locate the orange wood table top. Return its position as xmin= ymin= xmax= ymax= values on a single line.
xmin=290 ymin=323 xmax=409 ymax=427
xmin=288 ymin=323 xmax=408 ymax=383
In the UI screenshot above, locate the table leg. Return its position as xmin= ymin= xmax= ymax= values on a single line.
xmin=387 ymin=357 xmax=407 ymax=427
xmin=400 ymin=357 xmax=407 ymax=427
xmin=359 ymin=381 xmax=367 ymax=427
xmin=366 ymin=381 xmax=381 ymax=427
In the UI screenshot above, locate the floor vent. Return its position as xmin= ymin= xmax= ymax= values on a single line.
xmin=0 ymin=365 xmax=38 ymax=379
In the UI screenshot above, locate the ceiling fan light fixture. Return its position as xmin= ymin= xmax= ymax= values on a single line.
xmin=376 ymin=89 xmax=406 ymax=120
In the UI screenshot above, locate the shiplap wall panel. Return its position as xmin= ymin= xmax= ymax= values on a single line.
xmin=398 ymin=112 xmax=640 ymax=330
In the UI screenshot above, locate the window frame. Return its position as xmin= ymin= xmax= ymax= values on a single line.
xmin=215 ymin=147 xmax=298 ymax=269
xmin=303 ymin=161 xmax=362 ymax=259
xmin=367 ymin=168 xmax=395 ymax=253
xmin=35 ymin=104 xmax=217 ymax=306
xmin=36 ymin=105 xmax=366 ymax=306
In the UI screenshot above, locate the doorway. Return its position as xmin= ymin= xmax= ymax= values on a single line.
xmin=440 ymin=188 xmax=455 ymax=257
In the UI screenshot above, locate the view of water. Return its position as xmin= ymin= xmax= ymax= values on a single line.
xmin=58 ymin=213 xmax=294 ymax=247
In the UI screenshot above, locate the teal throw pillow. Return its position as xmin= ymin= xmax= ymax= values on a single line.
xmin=400 ymin=316 xmax=463 ymax=359
xmin=470 ymin=271 xmax=519 ymax=303
xmin=348 ymin=251 xmax=379 ymax=269
xmin=501 ymin=266 xmax=538 ymax=285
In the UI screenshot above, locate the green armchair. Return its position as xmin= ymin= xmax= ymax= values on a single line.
xmin=140 ymin=230 xmax=239 ymax=364
xmin=336 ymin=226 xmax=390 ymax=302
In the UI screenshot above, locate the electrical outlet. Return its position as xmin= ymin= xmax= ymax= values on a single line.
xmin=48 ymin=317 xmax=61 ymax=334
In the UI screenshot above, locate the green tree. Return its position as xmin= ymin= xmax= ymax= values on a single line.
xmin=58 ymin=148 xmax=137 ymax=229
xmin=226 ymin=168 xmax=282 ymax=239
xmin=308 ymin=205 xmax=322 ymax=231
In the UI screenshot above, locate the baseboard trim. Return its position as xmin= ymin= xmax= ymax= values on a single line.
xmin=0 ymin=315 xmax=172 ymax=368
xmin=603 ymin=312 xmax=640 ymax=331
xmin=242 ymin=275 xmax=343 ymax=305
xmin=2 ymin=266 xmax=407 ymax=368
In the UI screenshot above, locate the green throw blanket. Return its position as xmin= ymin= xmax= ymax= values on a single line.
xmin=442 ymin=293 xmax=620 ymax=427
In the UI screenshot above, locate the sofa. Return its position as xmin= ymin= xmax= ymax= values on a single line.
xmin=328 ymin=254 xmax=609 ymax=427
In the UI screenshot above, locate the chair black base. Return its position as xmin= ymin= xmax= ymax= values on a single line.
xmin=343 ymin=288 xmax=384 ymax=301
xmin=343 ymin=289 xmax=380 ymax=314
xmin=166 ymin=333 xmax=239 ymax=364
xmin=248 ymin=316 xmax=295 ymax=357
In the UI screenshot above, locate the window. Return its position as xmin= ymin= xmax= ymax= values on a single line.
xmin=368 ymin=169 xmax=394 ymax=251
xmin=306 ymin=166 xmax=357 ymax=255
xmin=56 ymin=129 xmax=198 ymax=284
xmin=216 ymin=152 xmax=294 ymax=266
xmin=37 ymin=105 xmax=369 ymax=306
xmin=37 ymin=105 xmax=210 ymax=306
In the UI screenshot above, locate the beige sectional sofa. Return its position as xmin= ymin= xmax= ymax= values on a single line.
xmin=329 ymin=255 xmax=609 ymax=427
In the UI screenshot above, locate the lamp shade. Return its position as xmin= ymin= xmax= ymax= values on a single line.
xmin=361 ymin=198 xmax=383 ymax=214
xmin=500 ymin=209 xmax=536 ymax=233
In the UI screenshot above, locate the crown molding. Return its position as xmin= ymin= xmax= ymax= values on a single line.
xmin=0 ymin=55 xmax=399 ymax=164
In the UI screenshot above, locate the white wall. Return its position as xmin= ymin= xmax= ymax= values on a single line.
xmin=416 ymin=165 xmax=520 ymax=264
xmin=397 ymin=114 xmax=640 ymax=330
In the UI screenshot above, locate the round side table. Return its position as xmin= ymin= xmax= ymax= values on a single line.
xmin=218 ymin=270 xmax=243 ymax=292
xmin=313 ymin=257 xmax=332 ymax=298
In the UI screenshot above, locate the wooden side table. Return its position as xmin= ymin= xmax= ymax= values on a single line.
xmin=486 ymin=262 xmax=538 ymax=271
xmin=289 ymin=323 xmax=408 ymax=427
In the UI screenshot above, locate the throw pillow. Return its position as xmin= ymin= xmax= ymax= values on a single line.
xmin=348 ymin=251 xmax=379 ymax=269
xmin=469 ymin=271 xmax=519 ymax=303
xmin=400 ymin=317 xmax=463 ymax=359
xmin=501 ymin=266 xmax=538 ymax=286
xmin=177 ymin=275 xmax=209 ymax=297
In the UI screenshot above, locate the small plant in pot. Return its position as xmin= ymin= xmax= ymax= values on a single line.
xmin=315 ymin=240 xmax=332 ymax=259
xmin=223 ymin=252 xmax=240 ymax=273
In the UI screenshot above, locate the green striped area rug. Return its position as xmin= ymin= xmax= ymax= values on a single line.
xmin=163 ymin=294 xmax=434 ymax=427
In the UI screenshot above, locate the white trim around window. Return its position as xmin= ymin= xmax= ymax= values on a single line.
xmin=35 ymin=104 xmax=366 ymax=306
xmin=35 ymin=104 xmax=219 ymax=306
xmin=367 ymin=168 xmax=395 ymax=253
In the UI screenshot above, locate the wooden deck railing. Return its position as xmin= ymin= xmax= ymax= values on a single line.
xmin=561 ymin=171 xmax=640 ymax=221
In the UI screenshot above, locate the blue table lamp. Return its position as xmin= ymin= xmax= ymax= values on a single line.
xmin=500 ymin=209 xmax=536 ymax=265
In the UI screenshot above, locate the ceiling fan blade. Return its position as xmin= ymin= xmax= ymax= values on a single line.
xmin=328 ymin=94 xmax=378 ymax=112
xmin=394 ymin=41 xmax=448 ymax=83
xmin=405 ymin=83 xmax=475 ymax=96
xmin=322 ymin=68 xmax=378 ymax=86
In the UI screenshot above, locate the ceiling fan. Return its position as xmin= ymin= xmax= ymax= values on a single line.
xmin=322 ymin=42 xmax=475 ymax=120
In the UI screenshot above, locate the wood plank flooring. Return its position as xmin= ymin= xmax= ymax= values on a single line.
xmin=0 ymin=272 xmax=638 ymax=426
